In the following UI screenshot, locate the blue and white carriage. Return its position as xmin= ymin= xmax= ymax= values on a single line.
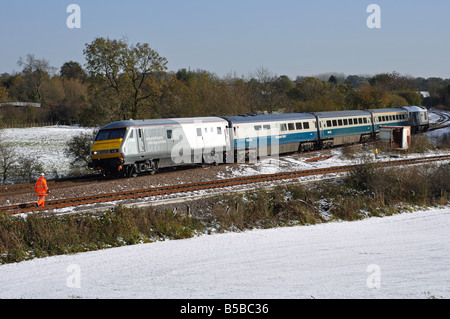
xmin=314 ymin=110 xmax=374 ymax=147
xmin=222 ymin=113 xmax=318 ymax=162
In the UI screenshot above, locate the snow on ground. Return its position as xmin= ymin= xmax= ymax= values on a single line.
xmin=1 ymin=125 xmax=94 ymax=179
xmin=0 ymin=207 xmax=449 ymax=299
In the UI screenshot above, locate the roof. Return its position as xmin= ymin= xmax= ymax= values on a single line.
xmin=221 ymin=113 xmax=315 ymax=124
xmin=401 ymin=106 xmax=427 ymax=112
xmin=100 ymin=117 xmax=227 ymax=130
xmin=366 ymin=108 xmax=408 ymax=114
xmin=312 ymin=110 xmax=371 ymax=118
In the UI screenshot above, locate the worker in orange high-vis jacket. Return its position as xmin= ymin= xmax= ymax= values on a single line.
xmin=34 ymin=173 xmax=49 ymax=207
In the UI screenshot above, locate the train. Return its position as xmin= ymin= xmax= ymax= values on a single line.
xmin=89 ymin=106 xmax=429 ymax=177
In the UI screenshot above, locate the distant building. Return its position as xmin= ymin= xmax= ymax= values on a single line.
xmin=0 ymin=102 xmax=41 ymax=108
xmin=418 ymin=91 xmax=430 ymax=98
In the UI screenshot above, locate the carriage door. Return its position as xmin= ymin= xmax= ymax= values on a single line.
xmin=194 ymin=125 xmax=204 ymax=163
xmin=137 ymin=128 xmax=146 ymax=153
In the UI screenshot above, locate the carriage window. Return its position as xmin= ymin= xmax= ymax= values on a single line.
xmin=288 ymin=123 xmax=295 ymax=131
xmin=343 ymin=119 xmax=348 ymax=125
xmin=263 ymin=124 xmax=271 ymax=130
xmin=357 ymin=118 xmax=362 ymax=124
xmin=326 ymin=120 xmax=331 ymax=127
xmin=280 ymin=124 xmax=287 ymax=131
xmin=337 ymin=119 xmax=342 ymax=126
xmin=295 ymin=122 xmax=302 ymax=130
xmin=349 ymin=119 xmax=353 ymax=125
xmin=364 ymin=118 xmax=368 ymax=123
xmin=254 ymin=125 xmax=262 ymax=131
xmin=217 ymin=127 xmax=222 ymax=135
xmin=197 ymin=128 xmax=202 ymax=136
xmin=167 ymin=130 xmax=172 ymax=139
xmin=303 ymin=122 xmax=310 ymax=129
xmin=332 ymin=120 xmax=337 ymax=127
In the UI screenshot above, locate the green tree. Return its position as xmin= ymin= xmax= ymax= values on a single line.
xmin=84 ymin=37 xmax=168 ymax=120
xmin=0 ymin=87 xmax=8 ymax=102
xmin=60 ymin=61 xmax=87 ymax=81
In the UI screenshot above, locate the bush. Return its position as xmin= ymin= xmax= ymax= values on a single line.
xmin=64 ymin=130 xmax=98 ymax=171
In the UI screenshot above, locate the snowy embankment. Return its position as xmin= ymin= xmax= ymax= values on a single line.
xmin=0 ymin=207 xmax=449 ymax=299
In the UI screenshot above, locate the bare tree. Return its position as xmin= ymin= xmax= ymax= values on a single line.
xmin=17 ymin=54 xmax=56 ymax=101
xmin=84 ymin=37 xmax=168 ymax=120
xmin=0 ymin=137 xmax=16 ymax=184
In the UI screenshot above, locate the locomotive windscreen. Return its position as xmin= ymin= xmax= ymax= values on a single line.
xmin=95 ymin=128 xmax=126 ymax=141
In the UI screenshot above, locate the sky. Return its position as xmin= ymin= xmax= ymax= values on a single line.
xmin=1 ymin=0 xmax=449 ymax=79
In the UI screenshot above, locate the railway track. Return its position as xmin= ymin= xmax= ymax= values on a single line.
xmin=429 ymin=110 xmax=450 ymax=131
xmin=1 ymin=154 xmax=450 ymax=216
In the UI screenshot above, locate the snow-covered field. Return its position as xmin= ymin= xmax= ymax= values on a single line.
xmin=1 ymin=110 xmax=450 ymax=300
xmin=1 ymin=125 xmax=94 ymax=179
xmin=0 ymin=207 xmax=449 ymax=299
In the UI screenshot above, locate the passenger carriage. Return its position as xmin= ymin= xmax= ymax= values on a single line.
xmin=367 ymin=108 xmax=409 ymax=134
xmin=221 ymin=113 xmax=318 ymax=162
xmin=314 ymin=110 xmax=373 ymax=148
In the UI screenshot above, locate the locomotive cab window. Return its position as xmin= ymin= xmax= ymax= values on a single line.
xmin=95 ymin=128 xmax=126 ymax=141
